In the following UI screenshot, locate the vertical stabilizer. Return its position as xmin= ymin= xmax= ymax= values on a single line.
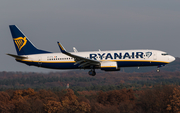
xmin=9 ymin=25 xmax=51 ymax=55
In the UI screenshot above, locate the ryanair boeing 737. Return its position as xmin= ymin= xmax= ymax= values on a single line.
xmin=7 ymin=25 xmax=175 ymax=76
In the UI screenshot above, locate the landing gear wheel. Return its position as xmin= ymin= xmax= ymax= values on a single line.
xmin=93 ymin=71 xmax=96 ymax=76
xmin=156 ymin=68 xmax=160 ymax=73
xmin=88 ymin=70 xmax=96 ymax=76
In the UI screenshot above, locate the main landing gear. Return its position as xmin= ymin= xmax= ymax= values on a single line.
xmin=88 ymin=69 xmax=96 ymax=76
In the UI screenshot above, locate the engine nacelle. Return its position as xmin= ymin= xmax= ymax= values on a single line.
xmin=100 ymin=61 xmax=120 ymax=71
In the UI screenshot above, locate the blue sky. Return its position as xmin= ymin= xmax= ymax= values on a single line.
xmin=1 ymin=0 xmax=180 ymax=72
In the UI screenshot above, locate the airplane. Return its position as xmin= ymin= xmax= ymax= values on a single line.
xmin=7 ymin=25 xmax=175 ymax=76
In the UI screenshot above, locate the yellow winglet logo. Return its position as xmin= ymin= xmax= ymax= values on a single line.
xmin=58 ymin=43 xmax=64 ymax=51
xmin=13 ymin=37 xmax=27 ymax=51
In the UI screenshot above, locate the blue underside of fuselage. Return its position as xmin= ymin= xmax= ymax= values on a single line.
xmin=16 ymin=60 xmax=168 ymax=70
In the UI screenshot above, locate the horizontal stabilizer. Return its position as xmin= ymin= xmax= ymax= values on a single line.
xmin=6 ymin=53 xmax=28 ymax=59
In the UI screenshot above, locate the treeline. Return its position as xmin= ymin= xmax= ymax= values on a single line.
xmin=1 ymin=71 xmax=180 ymax=91
xmin=0 ymin=85 xmax=179 ymax=113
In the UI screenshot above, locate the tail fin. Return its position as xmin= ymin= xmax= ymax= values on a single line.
xmin=9 ymin=25 xmax=51 ymax=55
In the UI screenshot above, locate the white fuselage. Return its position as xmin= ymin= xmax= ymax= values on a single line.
xmin=9 ymin=25 xmax=176 ymax=75
xmin=17 ymin=49 xmax=175 ymax=69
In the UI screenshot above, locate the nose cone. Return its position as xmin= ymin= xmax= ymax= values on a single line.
xmin=169 ymin=56 xmax=176 ymax=62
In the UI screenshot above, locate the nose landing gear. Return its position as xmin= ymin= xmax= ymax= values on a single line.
xmin=156 ymin=68 xmax=160 ymax=73
xmin=156 ymin=65 xmax=166 ymax=73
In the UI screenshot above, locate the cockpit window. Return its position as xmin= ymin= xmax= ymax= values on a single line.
xmin=161 ymin=53 xmax=168 ymax=56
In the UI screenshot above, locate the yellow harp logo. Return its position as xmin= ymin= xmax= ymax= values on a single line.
xmin=13 ymin=37 xmax=27 ymax=51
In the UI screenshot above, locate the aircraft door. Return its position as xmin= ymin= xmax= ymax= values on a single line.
xmin=38 ymin=56 xmax=42 ymax=66
xmin=143 ymin=52 xmax=147 ymax=59
xmin=153 ymin=52 xmax=157 ymax=60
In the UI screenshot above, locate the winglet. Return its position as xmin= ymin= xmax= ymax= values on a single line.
xmin=73 ymin=47 xmax=78 ymax=52
xmin=57 ymin=42 xmax=66 ymax=53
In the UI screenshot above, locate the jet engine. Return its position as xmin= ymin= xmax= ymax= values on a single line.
xmin=100 ymin=61 xmax=120 ymax=71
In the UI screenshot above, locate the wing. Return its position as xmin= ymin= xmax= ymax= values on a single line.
xmin=57 ymin=42 xmax=100 ymax=68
